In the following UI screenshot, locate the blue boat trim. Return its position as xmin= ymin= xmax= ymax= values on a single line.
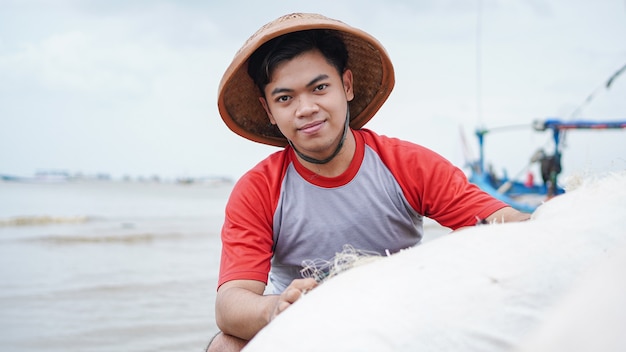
xmin=469 ymin=118 xmax=626 ymax=212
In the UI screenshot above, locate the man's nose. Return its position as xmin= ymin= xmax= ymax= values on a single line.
xmin=295 ymin=95 xmax=319 ymax=117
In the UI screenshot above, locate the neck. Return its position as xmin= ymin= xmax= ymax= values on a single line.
xmin=297 ymin=130 xmax=355 ymax=178
xmin=288 ymin=110 xmax=351 ymax=165
xmin=289 ymin=109 xmax=356 ymax=177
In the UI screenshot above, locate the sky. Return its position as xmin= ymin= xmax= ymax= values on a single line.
xmin=1 ymin=0 xmax=625 ymax=182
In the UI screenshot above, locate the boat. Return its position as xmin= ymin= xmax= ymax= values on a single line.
xmin=467 ymin=118 xmax=626 ymax=213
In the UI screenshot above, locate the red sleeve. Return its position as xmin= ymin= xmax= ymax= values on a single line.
xmin=217 ymin=151 xmax=288 ymax=289
xmin=360 ymin=129 xmax=507 ymax=229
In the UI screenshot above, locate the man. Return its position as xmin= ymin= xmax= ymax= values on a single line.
xmin=209 ymin=13 xmax=529 ymax=351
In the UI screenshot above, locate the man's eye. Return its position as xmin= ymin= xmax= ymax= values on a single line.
xmin=277 ymin=95 xmax=290 ymax=103
xmin=314 ymin=84 xmax=328 ymax=92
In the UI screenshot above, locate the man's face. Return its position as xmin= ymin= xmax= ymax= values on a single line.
xmin=260 ymin=50 xmax=354 ymax=159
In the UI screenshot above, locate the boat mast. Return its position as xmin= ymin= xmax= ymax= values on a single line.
xmin=475 ymin=0 xmax=483 ymax=127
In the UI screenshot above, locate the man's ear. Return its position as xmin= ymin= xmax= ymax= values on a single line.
xmin=259 ymin=97 xmax=276 ymax=124
xmin=342 ymin=69 xmax=354 ymax=102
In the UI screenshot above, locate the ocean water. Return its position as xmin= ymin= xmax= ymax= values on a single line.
xmin=0 ymin=179 xmax=450 ymax=352
xmin=0 ymin=180 xmax=231 ymax=352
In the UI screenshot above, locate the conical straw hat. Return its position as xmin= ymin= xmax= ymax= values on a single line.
xmin=217 ymin=13 xmax=395 ymax=147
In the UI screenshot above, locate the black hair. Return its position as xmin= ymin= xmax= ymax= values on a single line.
xmin=247 ymin=29 xmax=349 ymax=95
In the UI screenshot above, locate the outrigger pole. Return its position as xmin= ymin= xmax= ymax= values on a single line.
xmin=533 ymin=119 xmax=626 ymax=160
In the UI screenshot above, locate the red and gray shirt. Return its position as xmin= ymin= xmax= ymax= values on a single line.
xmin=218 ymin=129 xmax=507 ymax=292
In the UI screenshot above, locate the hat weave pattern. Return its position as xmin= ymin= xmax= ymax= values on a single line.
xmin=218 ymin=13 xmax=394 ymax=147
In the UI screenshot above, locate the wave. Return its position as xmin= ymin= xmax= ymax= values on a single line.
xmin=27 ymin=232 xmax=189 ymax=244
xmin=0 ymin=215 xmax=91 ymax=227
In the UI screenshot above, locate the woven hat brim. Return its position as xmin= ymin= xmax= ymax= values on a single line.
xmin=218 ymin=13 xmax=395 ymax=147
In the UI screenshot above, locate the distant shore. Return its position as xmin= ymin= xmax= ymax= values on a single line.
xmin=0 ymin=170 xmax=233 ymax=186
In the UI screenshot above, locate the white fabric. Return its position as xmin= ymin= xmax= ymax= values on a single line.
xmin=514 ymin=244 xmax=626 ymax=352
xmin=244 ymin=172 xmax=626 ymax=352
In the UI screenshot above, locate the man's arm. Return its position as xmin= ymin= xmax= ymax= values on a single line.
xmin=215 ymin=278 xmax=317 ymax=341
xmin=485 ymin=206 xmax=531 ymax=223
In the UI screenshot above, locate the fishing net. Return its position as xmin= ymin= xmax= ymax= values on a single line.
xmin=300 ymin=244 xmax=387 ymax=284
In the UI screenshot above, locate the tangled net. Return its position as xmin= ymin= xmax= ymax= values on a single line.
xmin=300 ymin=244 xmax=387 ymax=284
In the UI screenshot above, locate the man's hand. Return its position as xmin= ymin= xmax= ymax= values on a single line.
xmin=270 ymin=278 xmax=318 ymax=321
xmin=486 ymin=206 xmax=531 ymax=223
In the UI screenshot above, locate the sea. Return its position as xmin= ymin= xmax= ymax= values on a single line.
xmin=0 ymin=179 xmax=230 ymax=352
xmin=0 ymin=178 xmax=450 ymax=352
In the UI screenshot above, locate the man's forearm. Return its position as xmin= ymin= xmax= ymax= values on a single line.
xmin=215 ymin=283 xmax=278 ymax=340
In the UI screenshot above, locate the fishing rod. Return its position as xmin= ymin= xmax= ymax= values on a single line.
xmin=568 ymin=62 xmax=626 ymax=119
xmin=555 ymin=62 xmax=626 ymax=152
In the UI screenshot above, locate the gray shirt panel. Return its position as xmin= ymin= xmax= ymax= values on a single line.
xmin=269 ymin=145 xmax=423 ymax=293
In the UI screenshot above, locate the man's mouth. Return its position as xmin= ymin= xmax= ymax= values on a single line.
xmin=298 ymin=121 xmax=324 ymax=134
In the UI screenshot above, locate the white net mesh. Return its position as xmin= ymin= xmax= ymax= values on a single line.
xmin=300 ymin=244 xmax=385 ymax=283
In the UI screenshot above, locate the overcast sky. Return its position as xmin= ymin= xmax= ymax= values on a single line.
xmin=1 ymin=0 xmax=625 ymax=181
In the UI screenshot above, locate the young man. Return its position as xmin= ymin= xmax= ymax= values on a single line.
xmin=209 ymin=13 xmax=529 ymax=351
